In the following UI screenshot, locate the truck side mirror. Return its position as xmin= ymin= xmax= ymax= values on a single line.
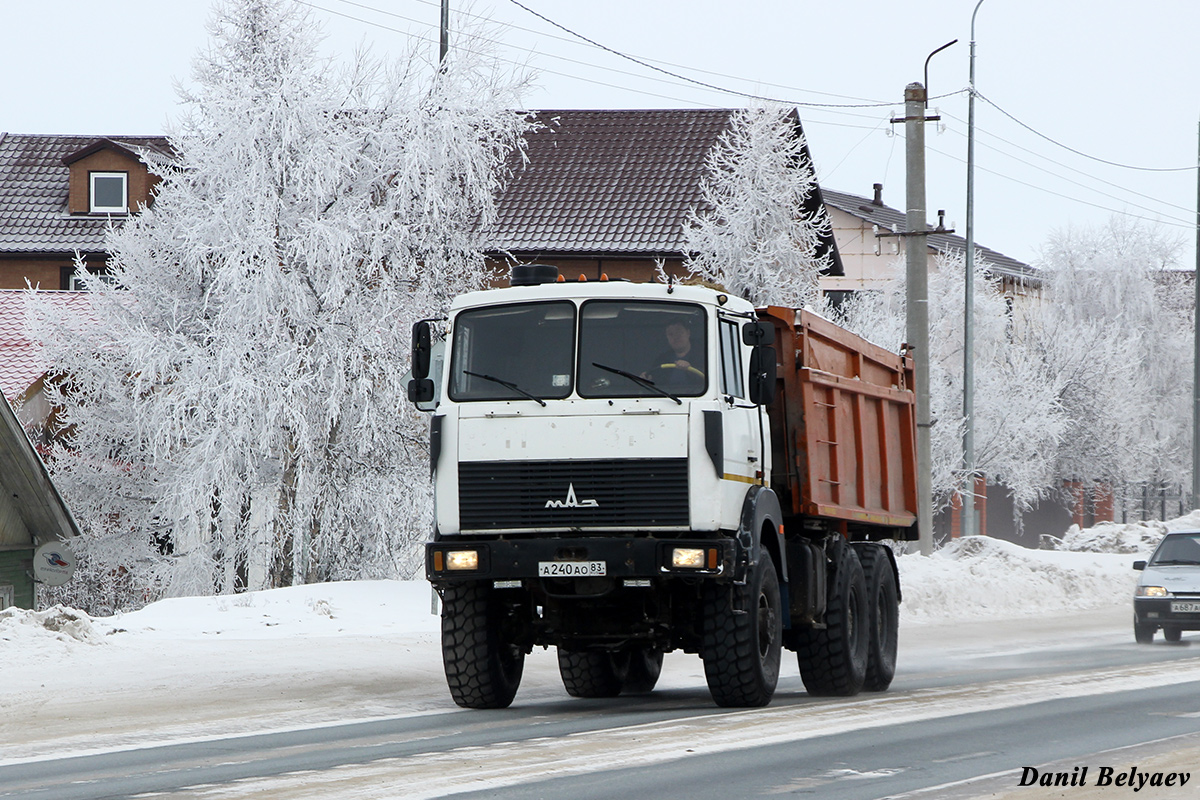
xmin=411 ymin=320 xmax=432 ymax=379
xmin=408 ymin=378 xmax=435 ymax=405
xmin=743 ymin=321 xmax=773 ymax=347
xmin=748 ymin=345 xmax=777 ymax=406
xmin=1133 ymin=560 xmax=1146 ymax=571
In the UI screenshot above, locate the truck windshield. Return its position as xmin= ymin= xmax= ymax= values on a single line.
xmin=449 ymin=301 xmax=576 ymax=403
xmin=579 ymin=301 xmax=707 ymax=398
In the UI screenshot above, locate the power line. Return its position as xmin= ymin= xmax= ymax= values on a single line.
xmin=939 ymin=110 xmax=1196 ymax=218
xmin=978 ymin=93 xmax=1197 ymax=173
xmin=503 ymin=0 xmax=906 ymax=109
xmin=303 ymin=0 xmax=904 ymax=126
xmin=927 ymin=141 xmax=1195 ymax=230
xmin=345 ymin=0 xmax=890 ymax=107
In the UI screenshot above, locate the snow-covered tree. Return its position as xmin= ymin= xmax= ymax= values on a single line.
xmin=1029 ymin=218 xmax=1192 ymax=503
xmin=683 ymin=106 xmax=832 ymax=307
xmin=33 ymin=0 xmax=532 ymax=605
xmin=831 ymin=251 xmax=1065 ymax=512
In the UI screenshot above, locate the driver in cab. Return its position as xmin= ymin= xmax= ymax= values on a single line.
xmin=643 ymin=321 xmax=705 ymax=394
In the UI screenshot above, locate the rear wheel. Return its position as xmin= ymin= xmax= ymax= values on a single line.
xmin=796 ymin=538 xmax=868 ymax=696
xmin=623 ymin=646 xmax=665 ymax=694
xmin=702 ymin=550 xmax=783 ymax=707
xmin=557 ymin=649 xmax=627 ymax=698
xmin=855 ymin=543 xmax=899 ymax=691
xmin=441 ymin=582 xmax=525 ymax=709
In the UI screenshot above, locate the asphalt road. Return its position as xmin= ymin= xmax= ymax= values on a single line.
xmin=5 ymin=612 xmax=1200 ymax=799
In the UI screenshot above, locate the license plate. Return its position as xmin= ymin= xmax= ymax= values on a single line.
xmin=1171 ymin=601 xmax=1200 ymax=614
xmin=538 ymin=561 xmax=606 ymax=577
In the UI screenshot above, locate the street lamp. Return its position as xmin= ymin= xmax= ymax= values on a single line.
xmin=962 ymin=0 xmax=986 ymax=536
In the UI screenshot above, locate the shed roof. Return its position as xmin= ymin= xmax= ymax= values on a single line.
xmin=822 ymin=187 xmax=1037 ymax=283
xmin=0 ymin=290 xmax=91 ymax=403
xmin=0 ymin=133 xmax=171 ymax=255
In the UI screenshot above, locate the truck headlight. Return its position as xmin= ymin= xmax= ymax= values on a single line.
xmin=1137 ymin=586 xmax=1169 ymax=597
xmin=445 ymin=550 xmax=480 ymax=571
xmin=672 ymin=547 xmax=707 ymax=569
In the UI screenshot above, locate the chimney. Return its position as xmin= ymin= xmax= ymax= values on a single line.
xmin=872 ymin=183 xmax=884 ymax=206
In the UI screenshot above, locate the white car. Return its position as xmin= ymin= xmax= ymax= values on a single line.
xmin=1133 ymin=529 xmax=1200 ymax=643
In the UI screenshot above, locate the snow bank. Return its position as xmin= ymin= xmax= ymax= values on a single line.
xmin=1045 ymin=509 xmax=1200 ymax=554
xmin=0 ymin=605 xmax=104 ymax=645
xmin=898 ymin=536 xmax=1137 ymax=623
xmin=98 ymin=579 xmax=440 ymax=640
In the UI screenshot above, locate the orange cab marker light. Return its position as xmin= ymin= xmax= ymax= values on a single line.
xmin=578 ymin=274 xmax=587 ymax=282
xmin=600 ymin=273 xmax=609 ymax=281
xmin=556 ymin=274 xmax=565 ymax=282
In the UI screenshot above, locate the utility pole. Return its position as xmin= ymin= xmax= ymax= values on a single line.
xmin=440 ymin=0 xmax=450 ymax=64
xmin=1193 ymin=118 xmax=1200 ymax=509
xmin=962 ymin=0 xmax=986 ymax=536
xmin=902 ymin=82 xmax=935 ymax=556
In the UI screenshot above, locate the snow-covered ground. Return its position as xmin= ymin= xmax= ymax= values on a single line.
xmin=2 ymin=514 xmax=1197 ymax=766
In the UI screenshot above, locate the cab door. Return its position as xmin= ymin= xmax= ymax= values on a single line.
xmin=718 ymin=316 xmax=762 ymax=487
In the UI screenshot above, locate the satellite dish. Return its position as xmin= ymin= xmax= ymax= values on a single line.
xmin=34 ymin=541 xmax=77 ymax=587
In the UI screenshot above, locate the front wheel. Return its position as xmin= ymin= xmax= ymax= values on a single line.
xmin=702 ymin=550 xmax=783 ymax=707
xmin=1134 ymin=617 xmax=1156 ymax=644
xmin=441 ymin=582 xmax=525 ymax=708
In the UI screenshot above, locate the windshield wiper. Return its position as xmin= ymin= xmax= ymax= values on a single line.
xmin=592 ymin=362 xmax=681 ymax=405
xmin=463 ymin=370 xmax=547 ymax=406
xmin=1152 ymin=559 xmax=1200 ymax=566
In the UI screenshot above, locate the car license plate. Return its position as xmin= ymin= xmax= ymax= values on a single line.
xmin=538 ymin=561 xmax=606 ymax=577
xmin=1171 ymin=601 xmax=1200 ymax=614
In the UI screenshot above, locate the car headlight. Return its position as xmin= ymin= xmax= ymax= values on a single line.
xmin=1136 ymin=586 xmax=1169 ymax=597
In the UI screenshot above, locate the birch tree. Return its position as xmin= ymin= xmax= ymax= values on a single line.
xmin=832 ymin=252 xmax=1065 ymax=512
xmin=1030 ymin=218 xmax=1191 ymax=504
xmin=683 ymin=106 xmax=832 ymax=308
xmin=33 ymin=0 xmax=531 ymax=606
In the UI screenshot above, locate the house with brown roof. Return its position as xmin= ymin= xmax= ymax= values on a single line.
xmin=489 ymin=109 xmax=845 ymax=283
xmin=0 ymin=133 xmax=172 ymax=290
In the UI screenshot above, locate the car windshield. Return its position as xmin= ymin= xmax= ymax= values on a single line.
xmin=1149 ymin=533 xmax=1200 ymax=566
xmin=578 ymin=301 xmax=707 ymax=399
xmin=448 ymin=301 xmax=576 ymax=403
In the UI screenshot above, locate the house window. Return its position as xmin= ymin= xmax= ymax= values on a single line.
xmin=90 ymin=172 xmax=128 ymax=213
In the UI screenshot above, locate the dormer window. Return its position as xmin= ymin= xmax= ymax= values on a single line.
xmin=89 ymin=171 xmax=128 ymax=213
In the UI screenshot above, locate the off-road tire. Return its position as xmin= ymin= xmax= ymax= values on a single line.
xmin=623 ymin=646 xmax=665 ymax=694
xmin=856 ymin=543 xmax=899 ymax=691
xmin=441 ymin=582 xmax=524 ymax=709
xmin=557 ymin=649 xmax=627 ymax=698
xmin=796 ymin=539 xmax=869 ymax=696
xmin=702 ymin=550 xmax=783 ymax=708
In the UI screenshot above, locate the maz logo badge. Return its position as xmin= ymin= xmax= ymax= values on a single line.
xmin=545 ymin=483 xmax=599 ymax=509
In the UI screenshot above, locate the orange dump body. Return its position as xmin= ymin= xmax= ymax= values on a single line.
xmin=760 ymin=306 xmax=918 ymax=535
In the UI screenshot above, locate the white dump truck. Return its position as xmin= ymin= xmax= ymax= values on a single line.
xmin=408 ymin=265 xmax=918 ymax=708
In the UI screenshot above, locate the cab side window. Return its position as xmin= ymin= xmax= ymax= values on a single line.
xmin=719 ymin=318 xmax=745 ymax=399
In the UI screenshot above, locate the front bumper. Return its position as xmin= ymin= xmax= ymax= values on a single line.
xmin=1134 ymin=597 xmax=1200 ymax=629
xmin=426 ymin=535 xmax=735 ymax=584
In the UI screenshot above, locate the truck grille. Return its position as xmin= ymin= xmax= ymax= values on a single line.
xmin=458 ymin=458 xmax=689 ymax=530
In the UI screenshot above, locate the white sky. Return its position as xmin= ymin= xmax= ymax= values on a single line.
xmin=3 ymin=0 xmax=1198 ymax=267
